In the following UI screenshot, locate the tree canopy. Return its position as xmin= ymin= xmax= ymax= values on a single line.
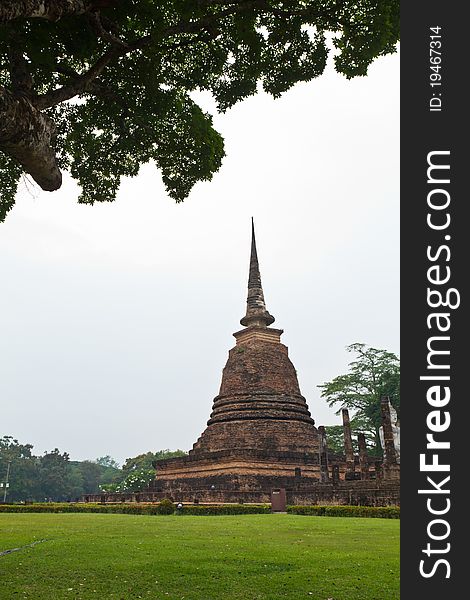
xmin=0 ymin=0 xmax=399 ymax=221
xmin=319 ymin=343 xmax=400 ymax=455
xmin=101 ymin=448 xmax=187 ymax=493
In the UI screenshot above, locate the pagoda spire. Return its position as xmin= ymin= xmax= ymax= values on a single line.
xmin=240 ymin=219 xmax=275 ymax=328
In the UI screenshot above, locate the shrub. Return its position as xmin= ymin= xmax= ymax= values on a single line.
xmin=286 ymin=505 xmax=326 ymax=516
xmin=287 ymin=505 xmax=400 ymax=519
xmin=157 ymin=499 xmax=175 ymax=515
xmin=0 ymin=503 xmax=399 ymax=518
xmin=0 ymin=502 xmax=270 ymax=516
xmin=177 ymin=504 xmax=270 ymax=516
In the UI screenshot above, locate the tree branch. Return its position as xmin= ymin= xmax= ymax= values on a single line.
xmin=33 ymin=47 xmax=122 ymax=109
xmin=0 ymin=87 xmax=62 ymax=190
xmin=31 ymin=3 xmax=250 ymax=109
xmin=86 ymin=10 xmax=129 ymax=49
xmin=0 ymin=0 xmax=93 ymax=23
xmin=8 ymin=43 xmax=34 ymax=97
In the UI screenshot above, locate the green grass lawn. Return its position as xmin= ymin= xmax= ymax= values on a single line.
xmin=0 ymin=513 xmax=399 ymax=600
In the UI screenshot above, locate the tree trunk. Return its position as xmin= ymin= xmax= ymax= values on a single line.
xmin=0 ymin=89 xmax=62 ymax=191
xmin=0 ymin=0 xmax=92 ymax=22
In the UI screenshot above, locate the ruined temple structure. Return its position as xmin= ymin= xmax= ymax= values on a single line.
xmin=83 ymin=222 xmax=399 ymax=506
xmin=146 ymin=221 xmax=400 ymax=506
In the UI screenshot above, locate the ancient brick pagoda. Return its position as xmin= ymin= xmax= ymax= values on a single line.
xmin=82 ymin=221 xmax=400 ymax=506
xmin=151 ymin=221 xmax=325 ymax=502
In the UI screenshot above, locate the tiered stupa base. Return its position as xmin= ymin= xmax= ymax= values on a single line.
xmin=151 ymin=449 xmax=322 ymax=503
xmin=152 ymin=331 xmax=322 ymax=502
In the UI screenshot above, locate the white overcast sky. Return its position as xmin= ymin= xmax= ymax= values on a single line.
xmin=0 ymin=50 xmax=399 ymax=465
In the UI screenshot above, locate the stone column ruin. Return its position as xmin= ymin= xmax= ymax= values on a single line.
xmin=381 ymin=396 xmax=400 ymax=480
xmin=318 ymin=425 xmax=329 ymax=482
xmin=357 ymin=432 xmax=370 ymax=480
xmin=342 ymin=408 xmax=355 ymax=480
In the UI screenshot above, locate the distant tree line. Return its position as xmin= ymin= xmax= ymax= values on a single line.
xmin=0 ymin=436 xmax=186 ymax=502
